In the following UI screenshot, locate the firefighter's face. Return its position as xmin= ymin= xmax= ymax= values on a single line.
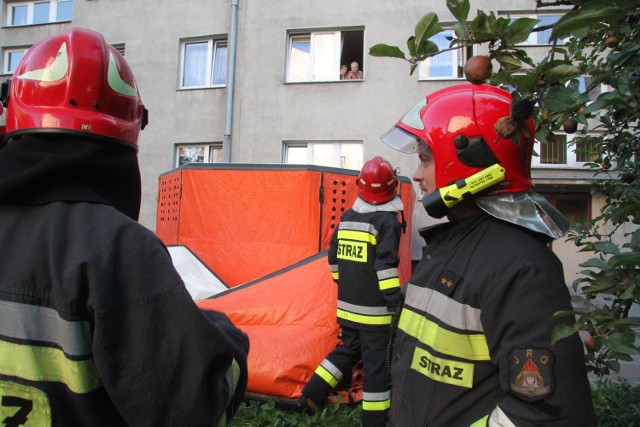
xmin=413 ymin=143 xmax=436 ymax=196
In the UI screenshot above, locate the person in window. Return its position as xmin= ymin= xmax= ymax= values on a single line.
xmin=380 ymin=84 xmax=597 ymax=426
xmin=348 ymin=61 xmax=363 ymax=79
xmin=298 ymin=157 xmax=404 ymax=427
xmin=0 ymin=28 xmax=249 ymax=427
xmin=340 ymin=64 xmax=349 ymax=80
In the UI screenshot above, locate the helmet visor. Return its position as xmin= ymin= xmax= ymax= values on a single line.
xmin=381 ymin=126 xmax=422 ymax=154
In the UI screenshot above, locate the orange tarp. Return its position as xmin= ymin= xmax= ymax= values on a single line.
xmin=197 ymin=252 xmax=339 ymax=398
xmin=157 ymin=164 xmax=416 ymax=399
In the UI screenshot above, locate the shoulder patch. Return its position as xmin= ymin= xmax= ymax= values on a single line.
xmin=508 ymin=348 xmax=554 ymax=401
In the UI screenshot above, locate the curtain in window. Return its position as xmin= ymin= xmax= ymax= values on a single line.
xmin=289 ymin=38 xmax=311 ymax=82
xmin=212 ymin=43 xmax=227 ymax=85
xmin=184 ymin=43 xmax=208 ymax=87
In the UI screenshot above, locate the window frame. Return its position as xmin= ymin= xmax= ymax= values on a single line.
xmin=417 ymin=29 xmax=473 ymax=81
xmin=6 ymin=0 xmax=73 ymax=27
xmin=283 ymin=140 xmax=363 ymax=170
xmin=174 ymin=143 xmax=224 ymax=167
xmin=286 ymin=28 xmax=364 ymax=83
xmin=178 ymin=36 xmax=228 ymax=90
xmin=2 ymin=47 xmax=28 ymax=74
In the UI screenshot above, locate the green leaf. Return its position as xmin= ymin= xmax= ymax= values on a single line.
xmin=592 ymin=241 xmax=620 ymax=254
xmin=414 ymin=13 xmax=442 ymax=47
xmin=580 ymin=258 xmax=608 ymax=270
xmin=369 ymin=44 xmax=406 ymax=59
xmin=453 ymin=21 xmax=470 ymax=40
xmin=551 ymin=323 xmax=579 ymax=344
xmin=544 ymin=64 xmax=581 ymax=84
xmin=551 ymin=3 xmax=626 ymax=40
xmin=617 ymin=317 xmax=640 ymax=326
xmin=609 ymin=252 xmax=640 ymax=267
xmin=446 ymin=0 xmax=470 ymax=22
xmin=496 ymin=53 xmax=522 ymax=70
xmin=504 ymin=17 xmax=538 ymax=45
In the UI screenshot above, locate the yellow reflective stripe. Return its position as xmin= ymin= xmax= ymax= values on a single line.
xmin=362 ymin=398 xmax=391 ymax=411
xmin=315 ymin=365 xmax=339 ymax=387
xmin=331 ymin=272 xmax=339 ymax=280
xmin=0 ymin=341 xmax=101 ymax=394
xmin=470 ymin=414 xmax=489 ymax=426
xmin=411 ymin=347 xmax=474 ymax=388
xmin=337 ymin=309 xmax=391 ymax=325
xmin=379 ymin=276 xmax=400 ymax=290
xmin=337 ymin=229 xmax=377 ymax=245
xmin=398 ymin=309 xmax=490 ymax=361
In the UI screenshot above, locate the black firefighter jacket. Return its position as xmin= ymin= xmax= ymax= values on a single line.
xmin=388 ymin=213 xmax=597 ymax=427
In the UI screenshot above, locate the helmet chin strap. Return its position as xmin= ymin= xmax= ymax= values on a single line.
xmin=422 ymin=164 xmax=505 ymax=218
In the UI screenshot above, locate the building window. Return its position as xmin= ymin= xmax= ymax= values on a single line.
xmin=284 ymin=141 xmax=363 ymax=170
xmin=179 ymin=37 xmax=227 ymax=89
xmin=111 ymin=43 xmax=126 ymax=57
xmin=539 ymin=134 xmax=567 ymax=165
xmin=3 ymin=48 xmax=27 ymax=74
xmin=286 ymin=29 xmax=364 ymax=82
xmin=6 ymin=1 xmax=73 ymax=26
xmin=175 ymin=143 xmax=224 ymax=167
xmin=505 ymin=13 xmax=569 ymax=45
xmin=417 ymin=30 xmax=472 ymax=80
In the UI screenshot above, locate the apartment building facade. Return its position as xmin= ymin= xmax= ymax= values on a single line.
xmin=1 ymin=0 xmax=610 ymax=283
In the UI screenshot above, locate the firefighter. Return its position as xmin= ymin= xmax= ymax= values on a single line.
xmin=299 ymin=156 xmax=404 ymax=427
xmin=0 ymin=28 xmax=248 ymax=426
xmin=380 ymin=84 xmax=597 ymax=426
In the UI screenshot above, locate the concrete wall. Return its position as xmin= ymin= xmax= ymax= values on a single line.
xmin=1 ymin=0 xmax=608 ymax=283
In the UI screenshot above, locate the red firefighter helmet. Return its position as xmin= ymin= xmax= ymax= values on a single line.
xmin=381 ymin=84 xmax=534 ymax=195
xmin=357 ymin=156 xmax=398 ymax=205
xmin=4 ymin=28 xmax=147 ymax=150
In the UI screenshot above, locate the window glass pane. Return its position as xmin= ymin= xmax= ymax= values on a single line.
xmin=208 ymin=146 xmax=224 ymax=163
xmin=340 ymin=143 xmax=363 ymax=170
xmin=212 ymin=42 xmax=227 ymax=85
xmin=178 ymin=146 xmax=205 ymax=166
xmin=555 ymin=194 xmax=589 ymax=225
xmin=313 ymin=33 xmax=337 ymax=80
xmin=11 ymin=5 xmax=29 ymax=25
xmin=8 ymin=51 xmax=25 ymax=73
xmin=288 ymin=37 xmax=310 ymax=82
xmin=311 ymin=144 xmax=336 ymax=167
xmin=286 ymin=146 xmax=308 ymax=164
xmin=183 ymin=42 xmax=208 ymax=87
xmin=34 ymin=2 xmax=51 ymax=24
xmin=536 ymin=15 xmax=561 ymax=44
xmin=540 ymin=135 xmax=567 ymax=164
xmin=575 ymin=138 xmax=599 ymax=163
xmin=56 ymin=0 xmax=73 ymax=21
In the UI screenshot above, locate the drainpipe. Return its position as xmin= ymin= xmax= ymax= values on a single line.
xmin=224 ymin=0 xmax=239 ymax=162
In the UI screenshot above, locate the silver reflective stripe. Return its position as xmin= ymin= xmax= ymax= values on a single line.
xmin=330 ymin=264 xmax=339 ymax=273
xmin=339 ymin=221 xmax=379 ymax=237
xmin=338 ymin=301 xmax=390 ymax=316
xmin=377 ymin=268 xmax=398 ymax=280
xmin=404 ymin=285 xmax=484 ymax=332
xmin=362 ymin=390 xmax=391 ymax=401
xmin=320 ymin=359 xmax=343 ymax=381
xmin=0 ymin=300 xmax=92 ymax=356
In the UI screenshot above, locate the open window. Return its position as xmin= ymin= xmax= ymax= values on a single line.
xmin=286 ymin=29 xmax=364 ymax=82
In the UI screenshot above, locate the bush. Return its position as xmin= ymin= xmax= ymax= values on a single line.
xmin=231 ymin=380 xmax=640 ymax=426
xmin=591 ymin=379 xmax=640 ymax=427
xmin=230 ymin=399 xmax=361 ymax=427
